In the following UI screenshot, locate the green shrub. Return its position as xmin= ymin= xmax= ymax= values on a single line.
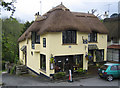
xmin=2 ymin=60 xmax=6 ymax=70
xmin=77 ymin=68 xmax=86 ymax=73
xmin=54 ymin=72 xmax=66 ymax=79
xmin=10 ymin=64 xmax=16 ymax=74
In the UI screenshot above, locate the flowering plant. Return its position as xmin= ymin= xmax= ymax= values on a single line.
xmin=50 ymin=57 xmax=55 ymax=63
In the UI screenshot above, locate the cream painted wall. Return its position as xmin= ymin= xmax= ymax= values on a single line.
xmin=88 ymin=34 xmax=107 ymax=61
xmin=19 ymin=32 xmax=107 ymax=77
xmin=19 ymin=34 xmax=52 ymax=77
xmin=47 ymin=32 xmax=88 ymax=70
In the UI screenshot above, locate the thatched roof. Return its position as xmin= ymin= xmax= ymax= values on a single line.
xmin=37 ymin=9 xmax=91 ymax=35
xmin=72 ymin=12 xmax=108 ymax=34
xmin=18 ymin=4 xmax=108 ymax=42
xmin=103 ymin=17 xmax=120 ymax=40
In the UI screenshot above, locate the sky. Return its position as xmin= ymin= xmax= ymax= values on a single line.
xmin=1 ymin=0 xmax=119 ymax=23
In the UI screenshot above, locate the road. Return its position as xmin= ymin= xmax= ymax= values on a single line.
xmin=1 ymin=73 xmax=120 ymax=87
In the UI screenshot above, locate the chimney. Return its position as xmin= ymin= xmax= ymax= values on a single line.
xmin=35 ymin=12 xmax=41 ymax=20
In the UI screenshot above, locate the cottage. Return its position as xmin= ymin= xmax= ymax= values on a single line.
xmin=103 ymin=16 xmax=120 ymax=62
xmin=18 ymin=4 xmax=108 ymax=77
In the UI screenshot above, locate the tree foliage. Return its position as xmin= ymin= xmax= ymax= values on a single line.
xmin=2 ymin=17 xmax=34 ymax=64
xmin=0 ymin=0 xmax=16 ymax=17
xmin=2 ymin=18 xmax=24 ymax=63
xmin=21 ymin=21 xmax=34 ymax=35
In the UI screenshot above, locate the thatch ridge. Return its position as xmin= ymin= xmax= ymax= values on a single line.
xmin=37 ymin=9 xmax=91 ymax=35
xmin=72 ymin=12 xmax=108 ymax=34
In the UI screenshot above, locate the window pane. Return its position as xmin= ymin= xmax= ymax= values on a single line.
xmin=118 ymin=65 xmax=120 ymax=70
xmin=40 ymin=54 xmax=46 ymax=71
xmin=111 ymin=66 xmax=117 ymax=70
xmin=43 ymin=38 xmax=46 ymax=47
xmin=72 ymin=31 xmax=76 ymax=43
xmin=32 ymin=32 xmax=35 ymax=44
xmin=35 ymin=34 xmax=40 ymax=44
xmin=62 ymin=31 xmax=65 ymax=44
xmin=67 ymin=31 xmax=72 ymax=43
xmin=96 ymin=50 xmax=104 ymax=62
xmin=89 ymin=32 xmax=97 ymax=42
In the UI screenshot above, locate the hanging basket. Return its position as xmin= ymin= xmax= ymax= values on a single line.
xmin=86 ymin=56 xmax=88 ymax=60
xmin=50 ymin=57 xmax=55 ymax=70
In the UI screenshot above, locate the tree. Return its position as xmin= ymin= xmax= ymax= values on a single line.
xmin=88 ymin=9 xmax=102 ymax=19
xmin=2 ymin=18 xmax=24 ymax=63
xmin=0 ymin=0 xmax=16 ymax=17
xmin=20 ymin=21 xmax=34 ymax=35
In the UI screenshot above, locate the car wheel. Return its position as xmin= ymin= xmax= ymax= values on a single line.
xmin=107 ymin=75 xmax=113 ymax=82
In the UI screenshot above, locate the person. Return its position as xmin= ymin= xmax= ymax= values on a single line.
xmin=55 ymin=65 xmax=61 ymax=72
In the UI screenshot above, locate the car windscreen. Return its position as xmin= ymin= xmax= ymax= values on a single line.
xmin=100 ymin=65 xmax=108 ymax=70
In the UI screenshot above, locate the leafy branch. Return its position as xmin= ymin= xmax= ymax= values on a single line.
xmin=0 ymin=0 xmax=16 ymax=17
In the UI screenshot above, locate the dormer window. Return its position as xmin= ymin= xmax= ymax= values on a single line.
xmin=62 ymin=30 xmax=76 ymax=44
xmin=88 ymin=32 xmax=97 ymax=42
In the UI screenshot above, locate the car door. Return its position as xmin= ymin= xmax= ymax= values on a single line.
xmin=110 ymin=65 xmax=119 ymax=78
xmin=117 ymin=65 xmax=120 ymax=78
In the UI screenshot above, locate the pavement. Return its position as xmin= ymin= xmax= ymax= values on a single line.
xmin=1 ymin=72 xmax=119 ymax=86
xmin=1 ymin=65 xmax=120 ymax=87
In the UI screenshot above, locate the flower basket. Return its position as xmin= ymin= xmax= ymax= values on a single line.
xmin=50 ymin=57 xmax=55 ymax=70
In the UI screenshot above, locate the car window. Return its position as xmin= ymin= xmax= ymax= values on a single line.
xmin=118 ymin=65 xmax=120 ymax=70
xmin=100 ymin=65 xmax=108 ymax=70
xmin=111 ymin=65 xmax=117 ymax=70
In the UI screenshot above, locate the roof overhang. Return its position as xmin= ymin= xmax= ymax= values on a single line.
xmin=107 ymin=45 xmax=120 ymax=49
xmin=88 ymin=44 xmax=98 ymax=50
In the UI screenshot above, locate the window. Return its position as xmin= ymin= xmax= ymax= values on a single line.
xmin=118 ymin=65 xmax=120 ymax=70
xmin=43 ymin=38 xmax=46 ymax=48
xmin=88 ymin=32 xmax=97 ymax=42
xmin=107 ymin=49 xmax=119 ymax=62
xmin=31 ymin=32 xmax=40 ymax=44
xmin=100 ymin=65 xmax=108 ymax=70
xmin=31 ymin=32 xmax=40 ymax=49
xmin=35 ymin=34 xmax=40 ymax=44
xmin=96 ymin=50 xmax=104 ymax=62
xmin=40 ymin=54 xmax=46 ymax=71
xmin=111 ymin=65 xmax=117 ymax=70
xmin=62 ymin=30 xmax=76 ymax=44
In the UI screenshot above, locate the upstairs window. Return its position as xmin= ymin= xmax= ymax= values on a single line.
xmin=43 ymin=38 xmax=46 ymax=48
xmin=88 ymin=32 xmax=97 ymax=42
xmin=62 ymin=30 xmax=76 ymax=44
xmin=31 ymin=32 xmax=40 ymax=44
